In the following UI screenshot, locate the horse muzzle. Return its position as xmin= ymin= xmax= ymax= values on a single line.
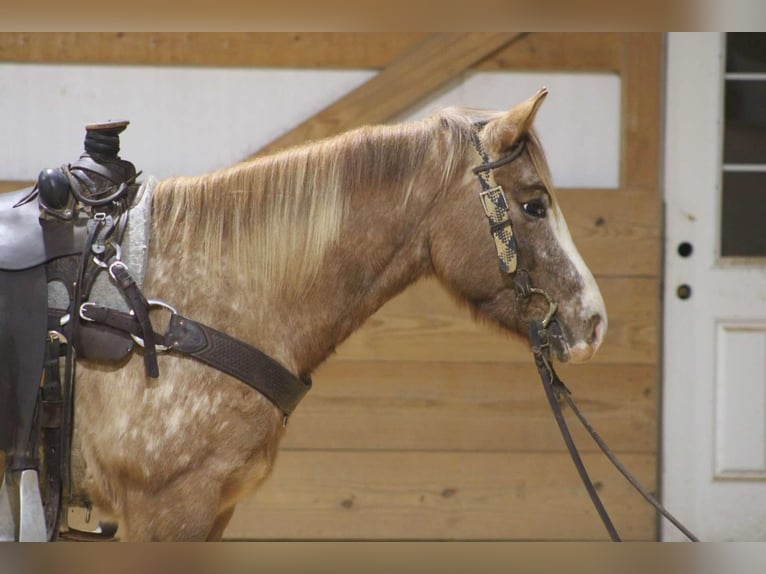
xmin=544 ymin=319 xmax=570 ymax=362
xmin=547 ymin=312 xmax=605 ymax=364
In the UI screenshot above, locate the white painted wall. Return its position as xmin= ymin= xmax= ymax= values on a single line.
xmin=0 ymin=64 xmax=620 ymax=188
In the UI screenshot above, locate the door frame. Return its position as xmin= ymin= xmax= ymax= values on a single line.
xmin=661 ymin=32 xmax=766 ymax=542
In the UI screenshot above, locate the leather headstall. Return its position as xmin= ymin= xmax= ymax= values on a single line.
xmin=469 ymin=124 xmax=526 ymax=276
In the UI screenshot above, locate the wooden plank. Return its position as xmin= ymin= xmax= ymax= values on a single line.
xmin=620 ymin=33 xmax=664 ymax=190
xmin=0 ymin=33 xmax=621 ymax=72
xmin=334 ymin=277 xmax=658 ymax=365
xmin=481 ymin=33 xmax=622 ymax=72
xmin=252 ymin=33 xmax=524 ymax=157
xmin=0 ymin=181 xmax=32 ymax=194
xmin=284 ymin=362 xmax=657 ymax=453
xmin=0 ymin=33 xmax=426 ymax=69
xmin=225 ymin=451 xmax=656 ymax=540
xmin=557 ymin=188 xmax=660 ymax=277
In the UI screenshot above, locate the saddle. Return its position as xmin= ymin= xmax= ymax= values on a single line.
xmin=0 ymin=122 xmax=143 ymax=541
xmin=0 ymin=122 xmax=311 ymax=542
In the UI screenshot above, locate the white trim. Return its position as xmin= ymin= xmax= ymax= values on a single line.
xmin=662 ymin=31 xmax=725 ymax=541
xmin=723 ymin=164 xmax=766 ymax=172
xmin=725 ymin=73 xmax=766 ymax=81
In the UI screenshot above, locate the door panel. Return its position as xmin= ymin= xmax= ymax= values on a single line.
xmin=663 ymin=33 xmax=766 ymax=542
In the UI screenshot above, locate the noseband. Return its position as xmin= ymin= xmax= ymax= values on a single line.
xmin=469 ymin=124 xmax=698 ymax=542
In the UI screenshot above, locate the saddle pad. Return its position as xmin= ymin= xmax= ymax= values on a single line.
xmin=48 ymin=176 xmax=157 ymax=313
xmin=86 ymin=176 xmax=155 ymax=312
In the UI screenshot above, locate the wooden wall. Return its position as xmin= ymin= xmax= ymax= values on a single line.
xmin=0 ymin=33 xmax=663 ymax=540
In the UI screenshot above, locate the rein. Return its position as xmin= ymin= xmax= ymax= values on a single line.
xmin=470 ymin=125 xmax=698 ymax=542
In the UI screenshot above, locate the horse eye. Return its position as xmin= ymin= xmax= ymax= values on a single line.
xmin=522 ymin=200 xmax=547 ymax=218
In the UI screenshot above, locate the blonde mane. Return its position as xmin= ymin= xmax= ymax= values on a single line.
xmin=151 ymin=111 xmax=474 ymax=297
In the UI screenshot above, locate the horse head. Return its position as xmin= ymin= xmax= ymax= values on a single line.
xmin=428 ymin=88 xmax=607 ymax=363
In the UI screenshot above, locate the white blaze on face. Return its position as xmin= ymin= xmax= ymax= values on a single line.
xmin=551 ymin=202 xmax=608 ymax=362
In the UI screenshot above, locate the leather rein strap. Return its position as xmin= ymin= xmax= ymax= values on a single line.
xmin=530 ymin=320 xmax=699 ymax=542
xmin=469 ymin=125 xmax=698 ymax=542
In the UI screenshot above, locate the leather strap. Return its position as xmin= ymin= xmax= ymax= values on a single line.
xmin=470 ymin=127 xmax=518 ymax=274
xmin=529 ymin=320 xmax=699 ymax=542
xmin=78 ymin=305 xmax=311 ymax=416
xmin=80 ymin=303 xmax=143 ymax=337
xmin=41 ymin=335 xmax=63 ymax=540
xmin=107 ymin=262 xmax=159 ymax=378
xmin=530 ymin=320 xmax=620 ymax=541
xmin=165 ymin=315 xmax=311 ymax=416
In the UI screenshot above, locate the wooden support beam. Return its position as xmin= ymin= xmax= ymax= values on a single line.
xmin=0 ymin=181 xmax=32 ymax=194
xmin=0 ymin=33 xmax=426 ymax=69
xmin=485 ymin=32 xmax=622 ymax=73
xmin=0 ymin=33 xmax=620 ymax=72
xmin=250 ymin=33 xmax=525 ymax=157
xmin=620 ymin=33 xmax=664 ymax=191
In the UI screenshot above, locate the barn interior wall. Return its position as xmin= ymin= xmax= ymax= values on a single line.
xmin=0 ymin=65 xmax=619 ymax=188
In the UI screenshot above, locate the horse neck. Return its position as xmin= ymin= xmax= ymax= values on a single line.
xmin=147 ymin=123 xmax=466 ymax=378
xmin=286 ymin=192 xmax=434 ymax=375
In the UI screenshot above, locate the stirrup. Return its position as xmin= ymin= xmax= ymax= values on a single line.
xmin=0 ymin=470 xmax=48 ymax=542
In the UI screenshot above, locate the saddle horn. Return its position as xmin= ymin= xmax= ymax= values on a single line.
xmin=37 ymin=120 xmax=136 ymax=219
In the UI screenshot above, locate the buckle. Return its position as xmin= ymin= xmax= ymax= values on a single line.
xmin=128 ymin=299 xmax=177 ymax=352
xmin=479 ymin=186 xmax=509 ymax=220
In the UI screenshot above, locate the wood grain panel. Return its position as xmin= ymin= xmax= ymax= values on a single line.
xmin=557 ymin=188 xmax=660 ymax=277
xmin=334 ymin=277 xmax=657 ymax=365
xmin=0 ymin=33 xmax=424 ymax=69
xmin=0 ymin=181 xmax=31 ymax=194
xmin=284 ymin=362 xmax=657 ymax=453
xmin=225 ymin=451 xmax=657 ymax=540
xmin=483 ymin=33 xmax=622 ymax=72
xmin=0 ymin=33 xmax=621 ymax=72
xmin=620 ymin=33 xmax=664 ymax=190
xmin=252 ymin=33 xmax=523 ymax=157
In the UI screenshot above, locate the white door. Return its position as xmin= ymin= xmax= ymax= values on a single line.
xmin=663 ymin=32 xmax=766 ymax=541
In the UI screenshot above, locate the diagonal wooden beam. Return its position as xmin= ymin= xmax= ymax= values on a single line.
xmin=249 ymin=32 xmax=525 ymax=158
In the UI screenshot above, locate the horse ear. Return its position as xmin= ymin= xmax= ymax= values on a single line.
xmin=484 ymin=87 xmax=548 ymax=151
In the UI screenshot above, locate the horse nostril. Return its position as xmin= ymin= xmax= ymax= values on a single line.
xmin=586 ymin=314 xmax=603 ymax=346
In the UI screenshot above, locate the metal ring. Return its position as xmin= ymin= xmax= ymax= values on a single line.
xmin=107 ymin=258 xmax=128 ymax=281
xmin=79 ymin=303 xmax=95 ymax=322
xmin=48 ymin=330 xmax=68 ymax=344
xmin=94 ymin=242 xmax=123 ymax=269
xmin=129 ymin=299 xmax=177 ymax=352
xmin=529 ymin=288 xmax=558 ymax=329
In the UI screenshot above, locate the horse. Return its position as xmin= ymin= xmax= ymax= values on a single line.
xmin=70 ymin=88 xmax=607 ymax=541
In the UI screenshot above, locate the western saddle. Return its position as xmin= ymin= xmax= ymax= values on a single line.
xmin=0 ymin=122 xmax=311 ymax=542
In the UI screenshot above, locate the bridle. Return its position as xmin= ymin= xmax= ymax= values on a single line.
xmin=469 ymin=124 xmax=698 ymax=542
xmin=470 ymin=128 xmax=558 ymax=330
